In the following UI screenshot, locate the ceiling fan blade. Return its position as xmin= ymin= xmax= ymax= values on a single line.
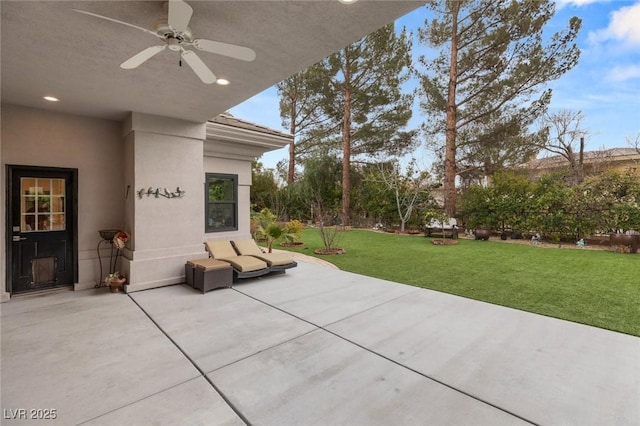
xmin=72 ymin=9 xmax=160 ymax=39
xmin=181 ymin=50 xmax=216 ymax=84
xmin=193 ymin=39 xmax=256 ymax=62
xmin=121 ymin=45 xmax=167 ymax=69
xmin=168 ymin=0 xmax=193 ymax=33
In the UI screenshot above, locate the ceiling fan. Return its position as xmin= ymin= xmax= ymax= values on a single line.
xmin=73 ymin=0 xmax=256 ymax=84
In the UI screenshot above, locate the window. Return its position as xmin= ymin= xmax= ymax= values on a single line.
xmin=205 ymin=173 xmax=238 ymax=232
xmin=21 ymin=177 xmax=66 ymax=232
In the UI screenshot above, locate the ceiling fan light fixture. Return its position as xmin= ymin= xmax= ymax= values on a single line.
xmin=73 ymin=0 xmax=256 ymax=84
xmin=43 ymin=96 xmax=60 ymax=102
xmin=167 ymin=38 xmax=182 ymax=51
xmin=216 ymin=78 xmax=230 ymax=86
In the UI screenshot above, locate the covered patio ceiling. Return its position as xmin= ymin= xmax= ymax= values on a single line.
xmin=1 ymin=1 xmax=424 ymax=123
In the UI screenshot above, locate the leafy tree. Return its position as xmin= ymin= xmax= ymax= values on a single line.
xmin=458 ymin=184 xmax=496 ymax=230
xmin=250 ymin=161 xmax=279 ymax=212
xmin=460 ymin=169 xmax=639 ymax=241
xmin=277 ymin=183 xmax=309 ymax=222
xmin=277 ymin=65 xmax=333 ymax=183
xmin=585 ymin=171 xmax=640 ymax=233
xmin=569 ymin=177 xmax=606 ymax=239
xmin=417 ymin=0 xmax=582 ymax=217
xmin=490 ymin=170 xmax=534 ymax=235
xmin=357 ymin=165 xmax=398 ymax=227
xmin=298 ymin=152 xmax=343 ymax=223
xmin=529 ymin=173 xmax=573 ymax=243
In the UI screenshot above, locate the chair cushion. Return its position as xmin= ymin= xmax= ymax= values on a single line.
xmin=232 ymin=239 xmax=264 ymax=256
xmin=205 ymin=240 xmax=238 ymax=258
xmin=194 ymin=259 xmax=232 ymax=271
xmin=187 ymin=258 xmax=213 ymax=267
xmin=258 ymin=253 xmax=294 ymax=266
xmin=219 ymin=256 xmax=267 ymax=272
xmin=232 ymin=239 xmax=294 ymax=266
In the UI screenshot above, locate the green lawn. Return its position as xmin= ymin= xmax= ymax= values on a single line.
xmin=277 ymin=229 xmax=640 ymax=336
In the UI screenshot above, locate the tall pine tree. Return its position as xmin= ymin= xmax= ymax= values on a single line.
xmin=324 ymin=24 xmax=416 ymax=226
xmin=277 ymin=64 xmax=333 ymax=184
xmin=418 ymin=0 xmax=581 ymax=217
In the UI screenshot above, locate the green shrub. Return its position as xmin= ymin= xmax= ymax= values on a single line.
xmin=283 ymin=219 xmax=304 ymax=241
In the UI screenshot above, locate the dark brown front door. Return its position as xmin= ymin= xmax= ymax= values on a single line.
xmin=7 ymin=166 xmax=78 ymax=294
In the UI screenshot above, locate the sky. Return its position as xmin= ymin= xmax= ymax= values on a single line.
xmin=230 ymin=0 xmax=640 ymax=172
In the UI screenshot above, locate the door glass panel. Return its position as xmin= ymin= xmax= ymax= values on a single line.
xmin=51 ymin=196 xmax=65 ymax=213
xmin=51 ymin=179 xmax=65 ymax=196
xmin=20 ymin=178 xmax=65 ymax=232
xmin=51 ymin=214 xmax=65 ymax=231
xmin=39 ymin=179 xmax=52 ymax=195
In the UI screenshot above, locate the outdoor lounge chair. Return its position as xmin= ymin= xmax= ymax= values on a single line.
xmin=205 ymin=240 xmax=270 ymax=280
xmin=231 ymin=239 xmax=298 ymax=272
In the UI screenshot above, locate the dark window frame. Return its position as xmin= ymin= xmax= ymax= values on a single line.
xmin=205 ymin=173 xmax=238 ymax=233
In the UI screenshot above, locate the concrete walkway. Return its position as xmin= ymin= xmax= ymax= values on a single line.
xmin=1 ymin=260 xmax=638 ymax=425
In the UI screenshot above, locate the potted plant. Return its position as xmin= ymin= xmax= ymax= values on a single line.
xmin=474 ymin=228 xmax=492 ymax=240
xmin=105 ymin=272 xmax=126 ymax=293
xmin=97 ymin=230 xmax=128 ymax=291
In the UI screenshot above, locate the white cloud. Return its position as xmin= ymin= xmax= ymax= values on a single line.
xmin=589 ymin=2 xmax=640 ymax=45
xmin=606 ymin=64 xmax=640 ymax=81
xmin=557 ymin=0 xmax=605 ymax=7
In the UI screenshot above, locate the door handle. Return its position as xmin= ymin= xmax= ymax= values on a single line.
xmin=12 ymin=236 xmax=27 ymax=242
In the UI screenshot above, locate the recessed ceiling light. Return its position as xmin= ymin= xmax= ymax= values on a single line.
xmin=216 ymin=79 xmax=230 ymax=86
xmin=43 ymin=96 xmax=60 ymax=102
xmin=338 ymin=0 xmax=358 ymax=4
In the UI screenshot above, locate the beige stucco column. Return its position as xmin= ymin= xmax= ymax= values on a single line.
xmin=121 ymin=112 xmax=208 ymax=292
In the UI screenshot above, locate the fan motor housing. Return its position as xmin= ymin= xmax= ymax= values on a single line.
xmin=155 ymin=20 xmax=192 ymax=43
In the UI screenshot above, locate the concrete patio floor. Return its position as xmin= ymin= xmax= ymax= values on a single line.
xmin=1 ymin=260 xmax=639 ymax=425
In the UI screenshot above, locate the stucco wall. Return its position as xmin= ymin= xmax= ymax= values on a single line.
xmin=120 ymin=113 xmax=208 ymax=292
xmin=1 ymin=104 xmax=124 ymax=294
xmin=2 ymin=106 xmax=283 ymax=298
xmin=203 ymin=155 xmax=252 ymax=242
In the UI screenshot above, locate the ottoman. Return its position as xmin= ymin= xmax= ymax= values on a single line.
xmin=185 ymin=258 xmax=211 ymax=288
xmin=192 ymin=259 xmax=233 ymax=293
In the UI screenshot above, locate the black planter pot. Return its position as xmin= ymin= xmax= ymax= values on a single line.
xmin=474 ymin=228 xmax=491 ymax=241
xmin=609 ymin=233 xmax=639 ymax=254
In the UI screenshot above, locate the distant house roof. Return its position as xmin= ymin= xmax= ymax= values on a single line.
xmin=524 ymin=148 xmax=639 ymax=169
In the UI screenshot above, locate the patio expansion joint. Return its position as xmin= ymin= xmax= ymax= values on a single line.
xmin=126 ymin=294 xmax=251 ymax=426
xmin=76 ymin=376 xmax=203 ymax=425
xmin=233 ymin=287 xmax=540 ymax=426
xmin=207 ymin=328 xmax=320 ymax=373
